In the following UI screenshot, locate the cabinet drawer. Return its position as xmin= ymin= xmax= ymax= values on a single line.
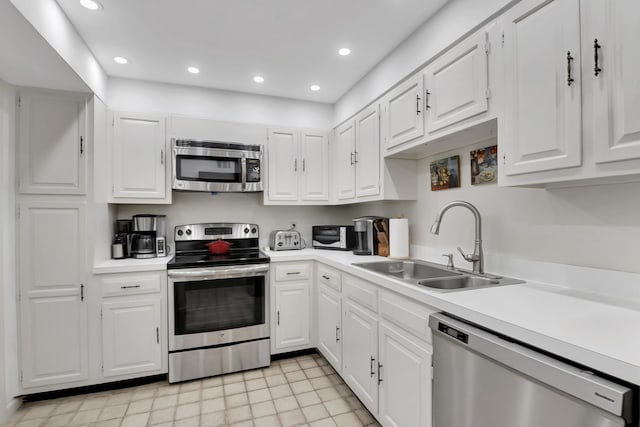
xmin=274 ymin=262 xmax=311 ymax=281
xmin=342 ymin=274 xmax=377 ymax=312
xmin=100 ymin=271 xmax=163 ymax=297
xmin=379 ymin=290 xmax=437 ymax=343
xmin=317 ymin=264 xmax=341 ymax=291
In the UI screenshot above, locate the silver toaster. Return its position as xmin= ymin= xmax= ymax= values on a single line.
xmin=269 ymin=230 xmax=302 ymax=251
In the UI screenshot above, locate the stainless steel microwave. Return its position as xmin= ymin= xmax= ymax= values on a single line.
xmin=172 ymin=139 xmax=263 ymax=192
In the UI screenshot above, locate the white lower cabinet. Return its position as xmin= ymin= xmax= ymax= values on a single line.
xmin=317 ymin=283 xmax=342 ymax=371
xmin=342 ymin=298 xmax=379 ymax=414
xmin=378 ymin=322 xmax=432 ymax=427
xmin=97 ymin=271 xmax=167 ymax=380
xmin=271 ymin=262 xmax=312 ymax=354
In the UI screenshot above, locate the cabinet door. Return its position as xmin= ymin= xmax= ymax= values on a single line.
xmin=424 ymin=29 xmax=489 ymax=134
xmin=342 ymin=299 xmax=378 ymax=414
xmin=112 ymin=112 xmax=166 ymax=199
xmin=378 ymin=322 xmax=432 ymax=427
xmin=317 ymin=284 xmax=342 ymax=371
xmin=267 ymin=128 xmax=299 ymax=201
xmin=102 ymin=298 xmax=162 ymax=377
xmin=335 ymin=121 xmax=356 ymax=201
xmin=586 ymin=0 xmax=640 ymax=163
xmin=355 ymin=105 xmax=381 ymax=198
xmin=383 ymin=74 xmax=424 ymax=149
xmin=300 ymin=130 xmax=329 ymax=201
xmin=274 ymin=282 xmax=310 ymax=350
xmin=18 ymin=91 xmax=87 ymax=195
xmin=19 ymin=200 xmax=88 ymax=389
xmin=501 ymin=0 xmax=582 ymax=175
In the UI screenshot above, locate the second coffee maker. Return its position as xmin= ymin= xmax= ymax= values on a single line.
xmin=352 ymin=216 xmax=389 ymax=256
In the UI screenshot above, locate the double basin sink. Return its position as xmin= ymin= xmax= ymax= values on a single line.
xmin=353 ymin=259 xmax=524 ymax=292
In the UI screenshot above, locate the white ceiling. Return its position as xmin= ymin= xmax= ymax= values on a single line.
xmin=55 ymin=0 xmax=447 ymax=103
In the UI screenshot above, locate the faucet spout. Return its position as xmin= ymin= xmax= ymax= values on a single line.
xmin=429 ymin=201 xmax=484 ymax=274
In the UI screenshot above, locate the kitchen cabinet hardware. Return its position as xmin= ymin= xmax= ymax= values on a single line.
xmin=81 ymin=284 xmax=84 ymax=302
xmin=80 ymin=136 xmax=84 ymax=155
xmin=593 ymin=39 xmax=602 ymax=76
xmin=120 ymin=285 xmax=141 ymax=289
xmin=378 ymin=362 xmax=383 ymax=384
xmin=322 ymin=275 xmax=330 ymax=280
xmin=277 ymin=310 xmax=280 ymax=325
xmin=160 ymin=149 xmax=164 ymax=165
xmin=425 ymin=90 xmax=431 ymax=110
xmin=156 ymin=327 xmax=159 ymax=344
xmin=354 ymin=151 xmax=359 ymax=164
xmin=350 ymin=152 xmax=355 ymax=166
xmin=294 ymin=159 xmax=297 ymax=172
xmin=370 ymin=356 xmax=376 ymax=377
xmin=303 ymin=159 xmax=306 ymax=172
xmin=567 ymin=51 xmax=575 ymax=86
xmin=336 ymin=326 xmax=340 ymax=342
xmin=286 ymin=271 xmax=301 ymax=275
xmin=416 ymin=94 xmax=421 ymax=114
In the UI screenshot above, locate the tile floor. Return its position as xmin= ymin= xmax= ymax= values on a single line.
xmin=3 ymin=353 xmax=380 ymax=427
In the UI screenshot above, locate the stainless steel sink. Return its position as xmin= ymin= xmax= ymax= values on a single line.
xmin=352 ymin=259 xmax=524 ymax=292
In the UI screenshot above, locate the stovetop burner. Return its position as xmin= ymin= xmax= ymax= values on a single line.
xmin=167 ymin=222 xmax=270 ymax=270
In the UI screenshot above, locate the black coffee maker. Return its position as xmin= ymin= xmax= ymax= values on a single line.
xmin=112 ymin=219 xmax=132 ymax=259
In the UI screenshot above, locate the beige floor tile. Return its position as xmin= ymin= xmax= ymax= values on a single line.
xmin=94 ymin=419 xmax=122 ymax=427
xmin=246 ymin=378 xmax=268 ymax=391
xmin=174 ymin=415 xmax=200 ymax=427
xmin=121 ymin=412 xmax=150 ymax=427
xmin=244 ymin=369 xmax=265 ymax=380
xmin=152 ymin=393 xmax=178 ymax=410
xmin=78 ymin=396 xmax=108 ymax=411
xmin=248 ymin=388 xmax=272 ymax=404
xmin=70 ymin=409 xmax=100 ymax=425
xmin=223 ymin=373 xmax=245 ymax=384
xmin=156 ymin=384 xmax=180 ymax=397
xmin=269 ymin=384 xmax=293 ymax=399
xmin=274 ymin=396 xmax=298 ymax=413
xmin=304 ymin=367 xmax=324 ymax=379
xmin=106 ymin=392 xmax=133 ymax=406
xmin=40 ymin=413 xmax=73 ymax=427
xmin=298 ymin=359 xmax=318 ymax=370
xmin=278 ymin=408 xmax=306 ymax=427
xmin=149 ymin=422 xmax=173 ymax=427
xmin=14 ymin=419 xmax=46 ymax=427
xmin=21 ymin=404 xmax=56 ymax=421
xmin=131 ymin=388 xmax=155 ymax=401
xmin=310 ymin=418 xmax=338 ymax=427
xmin=284 ymin=370 xmax=306 ymax=383
xmin=345 ymin=396 xmax=363 ymax=411
xmin=98 ymin=403 xmax=127 ymax=421
xmin=178 ymin=389 xmax=201 ymax=405
xmin=309 ymin=377 xmax=332 ymax=390
xmin=225 ymin=381 xmax=247 ymax=396
xmin=280 ymin=362 xmax=300 ymax=373
xmin=201 ymin=376 xmax=224 ymax=388
xmin=324 ymin=398 xmax=351 ymax=417
xmin=320 ymin=366 xmax=335 ymax=375
xmin=296 ymin=390 xmax=321 ymax=408
xmin=316 ymin=387 xmax=341 ymax=403
xmin=227 ymin=405 xmax=253 ymax=423
xmin=302 ymin=404 xmax=330 ymax=422
xmin=290 ymin=380 xmax=313 ymax=394
xmin=202 ymin=385 xmax=224 ymax=400
xmin=254 ymin=414 xmax=282 ymax=427
xmin=262 ymin=366 xmax=284 ymax=377
xmin=333 ymin=412 xmax=363 ymax=427
xmin=148 ymin=407 xmax=176 ymax=425
xmin=226 ymin=392 xmax=249 ymax=408
xmin=200 ymin=410 xmax=227 ymax=426
xmin=51 ymin=400 xmax=82 ymax=415
xmin=354 ymin=408 xmax=374 ymax=425
xmin=126 ymin=398 xmax=153 ymax=415
xmin=180 ymin=380 xmax=202 ymax=392
xmin=230 ymin=421 xmax=255 ymax=427
xmin=202 ymin=397 xmax=226 ymax=414
xmin=251 ymin=400 xmax=277 ymax=418
xmin=175 ymin=402 xmax=200 ymax=420
xmin=266 ymin=374 xmax=287 ymax=387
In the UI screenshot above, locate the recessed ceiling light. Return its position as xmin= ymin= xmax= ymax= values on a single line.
xmin=310 ymin=85 xmax=321 ymax=92
xmin=113 ymin=56 xmax=128 ymax=64
xmin=80 ymin=0 xmax=102 ymax=10
xmin=253 ymin=76 xmax=265 ymax=83
xmin=338 ymin=48 xmax=351 ymax=56
xmin=187 ymin=66 xmax=200 ymax=74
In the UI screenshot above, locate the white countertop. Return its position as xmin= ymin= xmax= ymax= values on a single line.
xmin=92 ymin=248 xmax=640 ymax=385
xmin=266 ymin=248 xmax=640 ymax=385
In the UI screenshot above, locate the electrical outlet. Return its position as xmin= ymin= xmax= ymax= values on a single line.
xmin=290 ymin=222 xmax=297 ymax=230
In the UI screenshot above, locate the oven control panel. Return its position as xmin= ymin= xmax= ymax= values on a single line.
xmin=175 ymin=223 xmax=259 ymax=241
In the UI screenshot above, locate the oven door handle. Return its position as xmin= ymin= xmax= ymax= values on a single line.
xmin=241 ymin=157 xmax=247 ymax=191
xmin=168 ymin=264 xmax=269 ymax=280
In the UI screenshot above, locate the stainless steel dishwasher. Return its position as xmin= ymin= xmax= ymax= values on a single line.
xmin=429 ymin=313 xmax=636 ymax=427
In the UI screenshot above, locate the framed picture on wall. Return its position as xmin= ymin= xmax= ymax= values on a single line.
xmin=470 ymin=145 xmax=498 ymax=185
xmin=430 ymin=155 xmax=460 ymax=191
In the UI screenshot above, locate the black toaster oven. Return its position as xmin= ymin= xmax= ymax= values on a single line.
xmin=312 ymin=225 xmax=356 ymax=250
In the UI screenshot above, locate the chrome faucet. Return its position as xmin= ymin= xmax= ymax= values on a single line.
xmin=430 ymin=201 xmax=484 ymax=274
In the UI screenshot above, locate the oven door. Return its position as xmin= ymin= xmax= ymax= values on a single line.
xmin=168 ymin=264 xmax=270 ymax=352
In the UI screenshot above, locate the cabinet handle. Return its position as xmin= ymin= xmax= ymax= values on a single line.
xmin=350 ymin=152 xmax=355 ymax=166
xmin=160 ymin=149 xmax=164 ymax=165
xmin=321 ymin=275 xmax=330 ymax=280
xmin=425 ymin=90 xmax=431 ymax=110
xmin=370 ymin=357 xmax=376 ymax=377
xmin=120 ymin=285 xmax=141 ymax=289
xmin=416 ymin=94 xmax=421 ymax=115
xmin=378 ymin=363 xmax=383 ymax=384
xmin=354 ymin=151 xmax=359 ymax=164
xmin=567 ymin=51 xmax=575 ymax=86
xmin=80 ymin=136 xmax=84 ymax=155
xmin=156 ymin=327 xmax=159 ymax=344
xmin=336 ymin=326 xmax=340 ymax=342
xmin=286 ymin=271 xmax=301 ymax=275
xmin=594 ymin=39 xmax=602 ymax=76
xmin=277 ymin=311 xmax=280 ymax=325
xmin=80 ymin=284 xmax=84 ymax=302
xmin=303 ymin=159 xmax=306 ymax=172
xmin=294 ymin=159 xmax=297 ymax=172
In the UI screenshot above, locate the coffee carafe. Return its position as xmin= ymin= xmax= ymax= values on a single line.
xmin=130 ymin=214 xmax=158 ymax=259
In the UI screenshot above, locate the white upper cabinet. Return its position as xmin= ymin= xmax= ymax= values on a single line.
xmin=111 ymin=112 xmax=169 ymax=202
xmin=265 ymin=128 xmax=329 ymax=204
xmin=382 ymin=75 xmax=425 ymax=150
xmin=18 ymin=91 xmax=87 ymax=195
xmin=424 ymin=28 xmax=490 ymax=135
xmin=585 ymin=0 xmax=640 ymax=164
xmin=500 ymin=0 xmax=582 ymax=176
xmin=355 ymin=105 xmax=381 ymax=198
xmin=335 ymin=120 xmax=357 ymax=201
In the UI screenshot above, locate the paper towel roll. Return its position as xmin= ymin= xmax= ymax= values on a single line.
xmin=389 ymin=218 xmax=409 ymax=259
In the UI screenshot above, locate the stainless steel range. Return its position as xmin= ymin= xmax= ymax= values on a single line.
xmin=167 ymin=223 xmax=270 ymax=383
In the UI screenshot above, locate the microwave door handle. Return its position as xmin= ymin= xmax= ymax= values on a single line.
xmin=241 ymin=158 xmax=247 ymax=191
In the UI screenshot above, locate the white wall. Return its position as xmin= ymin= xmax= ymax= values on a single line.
xmin=333 ymin=0 xmax=514 ymax=124
xmin=0 ymin=80 xmax=20 ymax=422
xmin=108 ymin=78 xmax=334 ymax=130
